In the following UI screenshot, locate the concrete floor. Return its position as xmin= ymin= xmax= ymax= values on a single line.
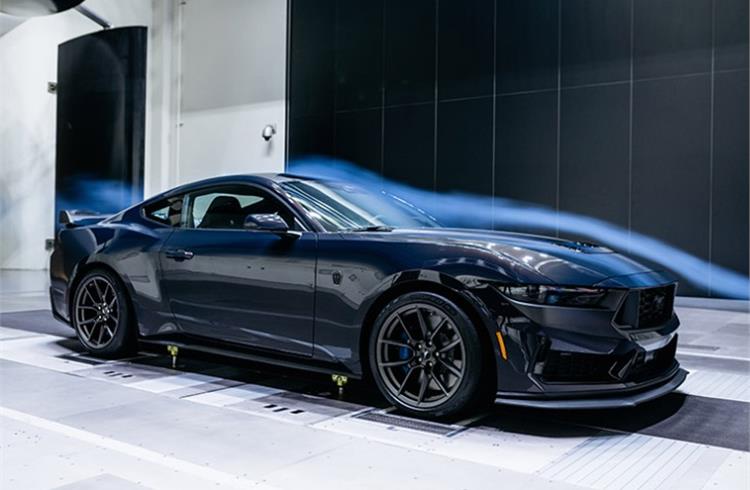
xmin=1 ymin=270 xmax=748 ymax=489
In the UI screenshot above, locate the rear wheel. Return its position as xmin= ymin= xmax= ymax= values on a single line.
xmin=72 ymin=269 xmax=134 ymax=357
xmin=368 ymin=291 xmax=485 ymax=418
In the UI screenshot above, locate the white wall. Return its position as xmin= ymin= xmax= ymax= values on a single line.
xmin=175 ymin=0 xmax=287 ymax=184
xmin=0 ymin=0 xmax=288 ymax=270
xmin=0 ymin=1 xmax=153 ymax=270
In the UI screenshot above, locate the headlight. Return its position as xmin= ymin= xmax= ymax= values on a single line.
xmin=499 ymin=284 xmax=606 ymax=307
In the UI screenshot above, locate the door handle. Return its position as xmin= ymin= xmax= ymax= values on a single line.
xmin=165 ymin=249 xmax=194 ymax=261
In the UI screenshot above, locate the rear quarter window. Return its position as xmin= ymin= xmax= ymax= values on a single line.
xmin=143 ymin=197 xmax=183 ymax=226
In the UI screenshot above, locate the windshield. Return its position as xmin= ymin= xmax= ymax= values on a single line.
xmin=280 ymin=179 xmax=440 ymax=231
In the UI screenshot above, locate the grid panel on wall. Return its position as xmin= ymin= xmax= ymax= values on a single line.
xmin=287 ymin=0 xmax=750 ymax=297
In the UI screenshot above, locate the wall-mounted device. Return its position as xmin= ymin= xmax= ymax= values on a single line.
xmin=261 ymin=124 xmax=276 ymax=142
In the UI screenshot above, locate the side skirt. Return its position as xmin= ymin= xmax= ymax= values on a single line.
xmin=138 ymin=335 xmax=360 ymax=379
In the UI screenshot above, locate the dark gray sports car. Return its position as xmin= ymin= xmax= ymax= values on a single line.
xmin=50 ymin=173 xmax=686 ymax=418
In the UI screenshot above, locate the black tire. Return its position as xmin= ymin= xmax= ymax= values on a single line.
xmin=71 ymin=269 xmax=135 ymax=358
xmin=368 ymin=291 xmax=485 ymax=418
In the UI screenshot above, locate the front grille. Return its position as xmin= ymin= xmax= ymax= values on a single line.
xmin=540 ymin=336 xmax=678 ymax=384
xmin=638 ymin=286 xmax=674 ymax=328
xmin=615 ymin=285 xmax=675 ymax=330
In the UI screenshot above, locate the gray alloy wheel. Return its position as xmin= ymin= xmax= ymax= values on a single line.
xmin=375 ymin=302 xmax=467 ymax=410
xmin=369 ymin=292 xmax=485 ymax=418
xmin=72 ymin=270 xmax=133 ymax=356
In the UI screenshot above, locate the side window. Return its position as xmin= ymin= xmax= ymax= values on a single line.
xmin=185 ymin=185 xmax=298 ymax=230
xmin=144 ymin=196 xmax=183 ymax=227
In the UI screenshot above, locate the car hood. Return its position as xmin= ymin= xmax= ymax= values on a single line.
xmin=366 ymin=228 xmax=672 ymax=287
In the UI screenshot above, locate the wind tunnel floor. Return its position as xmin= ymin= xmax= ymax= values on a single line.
xmin=1 ymin=270 xmax=748 ymax=489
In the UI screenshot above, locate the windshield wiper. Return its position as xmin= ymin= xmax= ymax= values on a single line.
xmin=348 ymin=225 xmax=393 ymax=232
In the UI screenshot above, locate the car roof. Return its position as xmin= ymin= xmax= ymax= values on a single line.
xmin=151 ymin=172 xmax=317 ymax=201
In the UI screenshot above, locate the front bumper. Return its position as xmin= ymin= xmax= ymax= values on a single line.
xmin=495 ymin=364 xmax=687 ymax=409
xmin=468 ymin=279 xmax=684 ymax=406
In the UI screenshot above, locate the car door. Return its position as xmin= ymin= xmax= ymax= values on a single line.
xmin=159 ymin=183 xmax=316 ymax=357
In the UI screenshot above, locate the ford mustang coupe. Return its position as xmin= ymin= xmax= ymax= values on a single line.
xmin=50 ymin=173 xmax=686 ymax=418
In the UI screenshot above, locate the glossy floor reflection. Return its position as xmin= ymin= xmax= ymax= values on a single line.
xmin=0 ymin=270 xmax=748 ymax=489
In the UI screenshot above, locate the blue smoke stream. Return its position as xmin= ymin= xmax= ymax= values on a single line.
xmin=289 ymin=158 xmax=750 ymax=300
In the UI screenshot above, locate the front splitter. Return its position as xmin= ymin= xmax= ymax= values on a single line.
xmin=495 ymin=368 xmax=688 ymax=410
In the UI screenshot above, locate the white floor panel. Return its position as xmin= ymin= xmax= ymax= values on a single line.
xmin=0 ymin=408 xmax=279 ymax=490
xmin=537 ymin=434 xmax=728 ymax=490
xmin=260 ymin=437 xmax=585 ymax=490
xmin=0 ymin=332 xmax=97 ymax=373
xmin=678 ymin=369 xmax=750 ymax=402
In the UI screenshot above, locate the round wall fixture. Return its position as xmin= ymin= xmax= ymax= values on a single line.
xmin=0 ymin=0 xmax=85 ymax=17
xmin=261 ymin=124 xmax=276 ymax=142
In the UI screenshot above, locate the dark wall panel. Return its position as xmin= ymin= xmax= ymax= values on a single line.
xmin=497 ymin=0 xmax=559 ymax=94
xmin=495 ymin=91 xmax=557 ymax=208
xmin=288 ymin=0 xmax=335 ymax=161
xmin=632 ymin=75 xmax=711 ymax=294
xmin=334 ymin=109 xmax=382 ymax=174
xmin=560 ymin=84 xmax=629 ymax=228
xmin=288 ymin=0 xmax=750 ymax=297
xmin=561 ymin=0 xmax=631 ymax=86
xmin=715 ymin=0 xmax=750 ymax=70
xmin=335 ymin=0 xmax=382 ymax=111
xmin=289 ymin=0 xmax=335 ymax=118
xmin=289 ymin=115 xmax=334 ymax=161
xmin=384 ymin=0 xmax=435 ymax=105
xmin=436 ymin=98 xmax=493 ymax=195
xmin=438 ymin=0 xmax=494 ymax=100
xmin=383 ymin=104 xmax=434 ymax=189
xmin=711 ymin=70 xmax=749 ymax=280
xmin=633 ymin=0 xmax=712 ymax=79
xmin=55 ymin=26 xmax=146 ymax=221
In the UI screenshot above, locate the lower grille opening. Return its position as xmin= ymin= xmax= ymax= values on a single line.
xmin=540 ymin=336 xmax=678 ymax=384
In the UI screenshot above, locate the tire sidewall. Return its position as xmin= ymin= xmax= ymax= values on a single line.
xmin=368 ymin=291 xmax=484 ymax=418
xmin=72 ymin=269 xmax=133 ymax=357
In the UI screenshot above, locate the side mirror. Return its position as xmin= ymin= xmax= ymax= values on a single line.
xmin=244 ymin=213 xmax=290 ymax=233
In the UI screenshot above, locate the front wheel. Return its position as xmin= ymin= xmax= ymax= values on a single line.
xmin=71 ymin=269 xmax=135 ymax=358
xmin=368 ymin=291 xmax=485 ymax=418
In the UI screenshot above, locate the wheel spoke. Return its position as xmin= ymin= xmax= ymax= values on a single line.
xmin=97 ymin=322 xmax=105 ymax=344
xmin=91 ymin=279 xmax=105 ymax=303
xmin=381 ymin=359 xmax=410 ymax=367
xmin=396 ymin=314 xmax=415 ymax=342
xmin=381 ymin=339 xmax=413 ymax=350
xmin=415 ymin=308 xmax=429 ymax=338
xmin=430 ymin=372 xmax=449 ymax=397
xmin=437 ymin=357 xmax=462 ymax=378
xmin=396 ymin=366 xmax=416 ymax=396
xmin=438 ymin=337 xmax=462 ymax=353
xmin=416 ymin=369 xmax=429 ymax=403
xmin=429 ymin=318 xmax=448 ymax=341
xmin=85 ymin=320 xmax=99 ymax=341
